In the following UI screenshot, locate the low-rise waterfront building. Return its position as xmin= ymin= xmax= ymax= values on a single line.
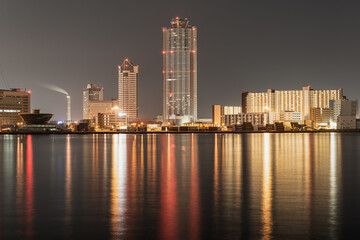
xmin=269 ymin=111 xmax=302 ymax=124
xmin=212 ymin=105 xmax=241 ymax=126
xmin=337 ymin=116 xmax=356 ymax=129
xmin=89 ymin=99 xmax=118 ymax=124
xmin=310 ymin=108 xmax=333 ymax=128
xmin=98 ymin=113 xmax=127 ymax=130
xmin=224 ymin=112 xmax=268 ymax=130
xmin=0 ymin=88 xmax=30 ymax=126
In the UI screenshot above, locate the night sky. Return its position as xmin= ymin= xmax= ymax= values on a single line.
xmin=1 ymin=0 xmax=360 ymax=120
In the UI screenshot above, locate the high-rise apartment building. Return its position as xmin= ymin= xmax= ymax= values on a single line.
xmin=0 ymin=88 xmax=30 ymax=125
xmin=118 ymin=59 xmax=138 ymax=119
xmin=242 ymin=86 xmax=343 ymax=120
xmin=83 ymin=84 xmax=104 ymax=119
xmin=163 ymin=17 xmax=197 ymax=125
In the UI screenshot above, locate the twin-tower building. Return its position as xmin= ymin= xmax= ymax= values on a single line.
xmin=83 ymin=17 xmax=197 ymax=125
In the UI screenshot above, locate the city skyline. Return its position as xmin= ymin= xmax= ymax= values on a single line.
xmin=1 ymin=1 xmax=360 ymax=120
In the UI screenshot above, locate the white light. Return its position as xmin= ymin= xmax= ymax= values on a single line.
xmin=118 ymin=112 xmax=126 ymax=117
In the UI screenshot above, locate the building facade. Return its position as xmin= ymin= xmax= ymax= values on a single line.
xmin=89 ymin=99 xmax=118 ymax=122
xmin=224 ymin=112 xmax=269 ymax=128
xmin=98 ymin=113 xmax=127 ymax=129
xmin=337 ymin=116 xmax=356 ymax=129
xmin=212 ymin=105 xmax=241 ymax=126
xmin=330 ymin=99 xmax=358 ymax=122
xmin=83 ymin=84 xmax=104 ymax=119
xmin=0 ymin=88 xmax=30 ymax=125
xmin=242 ymin=86 xmax=343 ymax=120
xmin=310 ymin=108 xmax=333 ymax=128
xmin=118 ymin=59 xmax=138 ymax=119
xmin=329 ymin=99 xmax=358 ymax=129
xmin=269 ymin=111 xmax=302 ymax=124
xmin=163 ymin=17 xmax=197 ymax=125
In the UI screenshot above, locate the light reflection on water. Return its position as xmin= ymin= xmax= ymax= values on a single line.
xmin=0 ymin=133 xmax=358 ymax=239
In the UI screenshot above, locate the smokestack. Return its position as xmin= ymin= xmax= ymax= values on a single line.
xmin=67 ymin=95 xmax=71 ymax=121
xmin=41 ymin=84 xmax=71 ymax=121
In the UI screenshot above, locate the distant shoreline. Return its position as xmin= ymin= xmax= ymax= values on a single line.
xmin=1 ymin=130 xmax=360 ymax=135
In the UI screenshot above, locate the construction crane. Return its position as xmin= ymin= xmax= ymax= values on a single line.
xmin=0 ymin=64 xmax=10 ymax=90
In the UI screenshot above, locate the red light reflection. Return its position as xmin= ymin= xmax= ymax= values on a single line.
xmin=25 ymin=135 xmax=34 ymax=238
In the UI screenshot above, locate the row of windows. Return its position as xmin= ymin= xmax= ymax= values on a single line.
xmin=0 ymin=109 xmax=21 ymax=112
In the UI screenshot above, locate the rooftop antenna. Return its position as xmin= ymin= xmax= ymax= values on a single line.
xmin=0 ymin=64 xmax=10 ymax=90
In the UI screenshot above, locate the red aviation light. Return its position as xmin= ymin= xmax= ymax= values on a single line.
xmin=27 ymin=90 xmax=31 ymax=94
xmin=125 ymin=58 xmax=128 ymax=61
xmin=170 ymin=50 xmax=174 ymax=53
xmin=162 ymin=51 xmax=166 ymax=54
xmin=176 ymin=17 xmax=179 ymax=19
xmin=162 ymin=70 xmax=165 ymax=73
xmin=191 ymin=50 xmax=196 ymax=53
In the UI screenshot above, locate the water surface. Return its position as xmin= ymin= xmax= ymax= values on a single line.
xmin=1 ymin=133 xmax=360 ymax=239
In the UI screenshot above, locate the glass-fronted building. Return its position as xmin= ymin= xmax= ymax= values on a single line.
xmin=162 ymin=17 xmax=197 ymax=125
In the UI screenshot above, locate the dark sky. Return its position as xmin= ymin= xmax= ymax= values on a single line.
xmin=1 ymin=0 xmax=360 ymax=120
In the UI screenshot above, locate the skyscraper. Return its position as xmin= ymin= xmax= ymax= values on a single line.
xmin=118 ymin=59 xmax=138 ymax=119
xmin=163 ymin=17 xmax=197 ymax=125
xmin=83 ymin=84 xmax=104 ymax=119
